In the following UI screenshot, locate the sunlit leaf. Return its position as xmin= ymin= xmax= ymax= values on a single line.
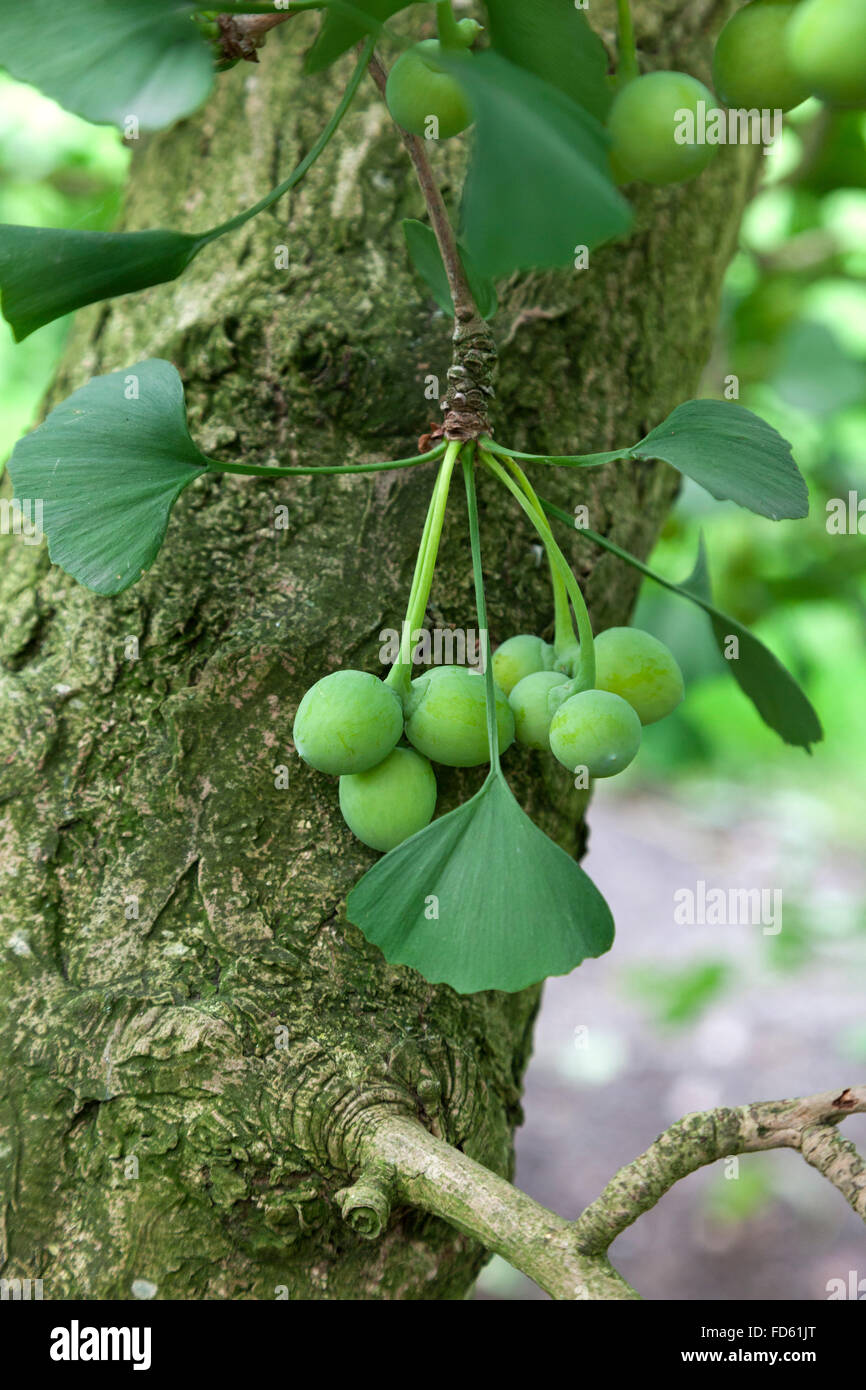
xmin=6 ymin=359 xmax=210 ymax=595
xmin=0 ymin=226 xmax=202 ymax=342
xmin=446 ymin=51 xmax=632 ymax=278
xmin=484 ymin=0 xmax=612 ymax=122
xmin=347 ymin=770 xmax=614 ymax=994
xmin=402 ymin=219 xmax=498 ymax=320
xmin=0 ymin=0 xmax=214 ymax=130
xmin=633 ymin=400 xmax=809 ymax=521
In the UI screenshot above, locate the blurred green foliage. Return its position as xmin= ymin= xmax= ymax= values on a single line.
xmin=0 ymin=75 xmax=128 ymax=464
xmin=633 ymin=101 xmax=866 ymax=834
xmin=624 ymin=959 xmax=733 ymax=1027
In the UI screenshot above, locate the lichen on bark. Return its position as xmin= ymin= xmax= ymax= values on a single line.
xmin=0 ymin=4 xmax=753 ymax=1299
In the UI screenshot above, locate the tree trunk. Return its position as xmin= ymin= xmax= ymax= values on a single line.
xmin=0 ymin=2 xmax=753 ymax=1299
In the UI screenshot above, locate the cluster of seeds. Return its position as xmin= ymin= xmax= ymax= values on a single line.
xmin=606 ymin=0 xmax=866 ymax=187
xmin=495 ymin=627 xmax=684 ymax=778
xmin=293 ymin=624 xmax=683 ymax=854
xmin=383 ymin=0 xmax=866 ymax=192
xmin=292 ymin=662 xmax=511 ymax=852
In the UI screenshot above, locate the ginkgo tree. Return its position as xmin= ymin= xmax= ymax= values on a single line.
xmin=0 ymin=0 xmax=861 ymax=1303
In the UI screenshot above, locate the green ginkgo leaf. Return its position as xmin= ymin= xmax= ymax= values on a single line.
xmin=485 ymin=0 xmax=612 ymax=122
xmin=347 ymin=770 xmax=614 ymax=994
xmin=0 ymin=226 xmax=202 ymax=342
xmin=0 ymin=37 xmax=375 ymax=341
xmin=0 ymin=0 xmax=214 ymax=130
xmin=306 ymin=0 xmax=410 ymax=72
xmin=402 ymin=219 xmax=498 ymax=321
xmin=632 ymin=400 xmax=809 ymax=521
xmin=6 ymin=358 xmax=210 ymax=595
xmin=444 ymin=50 xmax=632 ymax=279
xmin=680 ymin=534 xmax=823 ymax=750
xmin=527 ymin=400 xmax=810 ymax=522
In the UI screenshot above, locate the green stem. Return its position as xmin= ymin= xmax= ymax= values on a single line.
xmin=615 ymin=0 xmax=639 ymax=84
xmin=385 ymin=441 xmax=462 ymax=699
xmin=481 ymin=451 xmax=595 ymax=689
xmin=499 ymin=457 xmax=572 ymax=653
xmin=201 ymin=37 xmax=374 ymax=243
xmin=436 ymin=1 xmax=463 ymax=49
xmin=481 ymin=437 xmax=626 ymax=470
xmin=206 ymin=442 xmax=446 ymax=478
xmin=462 ymin=447 xmax=501 ymax=775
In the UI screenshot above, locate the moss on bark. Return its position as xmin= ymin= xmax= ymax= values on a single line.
xmin=0 ymin=3 xmax=753 ymax=1298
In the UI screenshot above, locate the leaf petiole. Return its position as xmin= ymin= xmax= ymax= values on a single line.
xmin=436 ymin=1 xmax=463 ymax=50
xmin=481 ymin=436 xmax=626 ymax=470
xmin=615 ymin=0 xmax=639 ymax=85
xmin=481 ymin=450 xmax=595 ymax=690
xmin=385 ymin=439 xmax=463 ymax=700
xmin=206 ymin=442 xmax=446 ymax=478
xmin=202 ymin=35 xmax=375 ymax=242
xmin=462 ymin=445 xmax=501 ymax=775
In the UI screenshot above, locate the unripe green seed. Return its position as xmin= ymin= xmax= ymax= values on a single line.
xmin=492 ymin=634 xmax=555 ymax=696
xmin=594 ymin=627 xmax=684 ymax=726
xmin=405 ymin=665 xmax=514 ymax=767
xmin=713 ymin=1 xmax=812 ymax=113
xmin=385 ymin=40 xmax=473 ymax=140
xmin=607 ymin=71 xmax=719 ymax=186
xmin=293 ymin=670 xmax=403 ymax=776
xmin=786 ymin=0 xmax=866 ymax=108
xmin=509 ymin=670 xmax=570 ymax=750
xmin=339 ymin=747 xmax=437 ymax=852
xmin=553 ymin=641 xmax=581 ymax=677
xmin=456 ymin=18 xmax=483 ymax=47
xmin=548 ymin=689 xmax=641 ymax=779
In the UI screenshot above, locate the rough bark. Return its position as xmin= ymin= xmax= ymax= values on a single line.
xmin=0 ymin=2 xmax=752 ymax=1299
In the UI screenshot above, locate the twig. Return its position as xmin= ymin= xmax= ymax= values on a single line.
xmin=339 ymin=1086 xmax=866 ymax=1300
xmin=367 ymin=52 xmax=474 ymax=320
xmin=217 ymin=10 xmax=295 ymax=63
xmin=367 ymin=51 xmax=497 ymax=441
xmin=573 ymin=1085 xmax=866 ymax=1255
xmin=355 ymin=1115 xmax=640 ymax=1300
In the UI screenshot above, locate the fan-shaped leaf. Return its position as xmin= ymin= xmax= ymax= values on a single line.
xmin=485 ymin=0 xmax=612 ymax=122
xmin=0 ymin=0 xmax=214 ymax=130
xmin=633 ymin=400 xmax=809 ymax=521
xmin=347 ymin=771 xmax=614 ymax=994
xmin=7 ymin=359 xmax=210 ymax=595
xmin=0 ymin=226 xmax=202 ymax=342
xmin=445 ymin=51 xmax=632 ymax=279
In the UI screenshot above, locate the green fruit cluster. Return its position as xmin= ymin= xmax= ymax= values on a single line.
xmin=292 ymin=662 xmax=515 ymax=853
xmin=714 ymin=0 xmax=866 ymax=111
xmin=293 ymin=628 xmax=682 ymax=850
xmin=506 ymin=625 xmax=684 ymax=780
xmin=606 ymin=0 xmax=866 ymax=191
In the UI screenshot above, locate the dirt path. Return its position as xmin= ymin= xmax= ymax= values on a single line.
xmin=477 ymin=787 xmax=866 ymax=1300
